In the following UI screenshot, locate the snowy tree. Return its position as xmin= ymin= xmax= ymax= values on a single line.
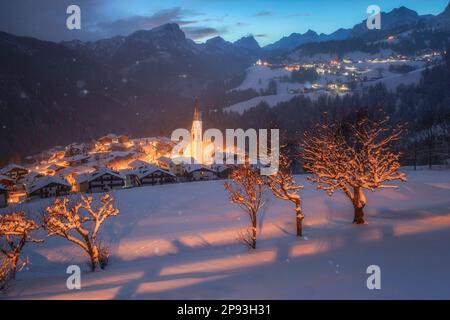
xmin=302 ymin=118 xmax=406 ymax=224
xmin=268 ymin=154 xmax=304 ymax=236
xmin=0 ymin=213 xmax=42 ymax=288
xmin=43 ymin=194 xmax=119 ymax=271
xmin=224 ymin=165 xmax=266 ymax=249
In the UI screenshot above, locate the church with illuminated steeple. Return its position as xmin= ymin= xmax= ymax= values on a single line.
xmin=191 ymin=99 xmax=203 ymax=164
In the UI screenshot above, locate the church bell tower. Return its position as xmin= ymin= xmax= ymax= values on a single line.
xmin=191 ymin=99 xmax=203 ymax=163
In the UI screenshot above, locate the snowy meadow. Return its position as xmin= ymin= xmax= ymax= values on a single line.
xmin=1 ymin=168 xmax=450 ymax=299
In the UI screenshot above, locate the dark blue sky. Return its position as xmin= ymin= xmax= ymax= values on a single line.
xmin=0 ymin=0 xmax=448 ymax=45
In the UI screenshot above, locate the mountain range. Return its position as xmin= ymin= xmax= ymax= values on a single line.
xmin=265 ymin=3 xmax=450 ymax=51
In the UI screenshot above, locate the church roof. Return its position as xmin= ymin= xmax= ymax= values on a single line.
xmin=193 ymin=98 xmax=201 ymax=121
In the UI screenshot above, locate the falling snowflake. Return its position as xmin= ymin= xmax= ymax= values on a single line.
xmin=76 ymin=80 xmax=86 ymax=88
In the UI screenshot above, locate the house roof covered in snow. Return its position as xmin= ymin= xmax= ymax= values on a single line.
xmin=120 ymin=164 xmax=174 ymax=179
xmin=211 ymin=164 xmax=232 ymax=173
xmin=169 ymin=156 xmax=196 ymax=166
xmin=128 ymin=159 xmax=151 ymax=170
xmin=75 ymin=168 xmax=124 ymax=184
xmin=46 ymin=163 xmax=65 ymax=171
xmin=136 ymin=166 xmax=175 ymax=179
xmin=0 ymin=174 xmax=14 ymax=182
xmin=63 ymin=154 xmax=90 ymax=162
xmin=58 ymin=165 xmax=96 ymax=177
xmin=22 ymin=171 xmax=44 ymax=187
xmin=157 ymin=156 xmax=174 ymax=165
xmin=27 ymin=175 xmax=71 ymax=194
xmin=184 ymin=164 xmax=215 ymax=174
xmin=0 ymin=164 xmax=29 ymax=174
xmin=107 ymin=151 xmax=134 ymax=160
xmin=74 ymin=172 xmax=92 ymax=184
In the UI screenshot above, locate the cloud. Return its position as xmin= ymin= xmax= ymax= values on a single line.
xmin=236 ymin=22 xmax=249 ymax=27
xmin=90 ymin=7 xmax=199 ymax=36
xmin=286 ymin=12 xmax=312 ymax=17
xmin=255 ymin=34 xmax=268 ymax=38
xmin=254 ymin=11 xmax=272 ymax=17
xmin=182 ymin=26 xmax=225 ymax=40
xmin=202 ymin=14 xmax=228 ymax=23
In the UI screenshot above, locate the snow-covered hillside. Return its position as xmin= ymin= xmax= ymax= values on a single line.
xmin=225 ymin=65 xmax=338 ymax=114
xmin=224 ymin=54 xmax=431 ymax=115
xmin=225 ymin=93 xmax=299 ymax=114
xmin=233 ymin=65 xmax=290 ymax=92
xmin=2 ymin=169 xmax=450 ymax=299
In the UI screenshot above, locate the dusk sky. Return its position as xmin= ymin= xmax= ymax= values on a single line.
xmin=0 ymin=0 xmax=448 ymax=45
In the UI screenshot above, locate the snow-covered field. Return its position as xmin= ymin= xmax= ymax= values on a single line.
xmin=365 ymin=67 xmax=426 ymax=90
xmin=224 ymin=93 xmax=299 ymax=114
xmin=2 ymin=169 xmax=450 ymax=300
xmin=232 ymin=65 xmax=289 ymax=92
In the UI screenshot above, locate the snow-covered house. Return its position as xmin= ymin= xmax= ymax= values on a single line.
xmin=212 ymin=164 xmax=233 ymax=179
xmin=157 ymin=156 xmax=191 ymax=176
xmin=121 ymin=164 xmax=175 ymax=187
xmin=157 ymin=156 xmax=174 ymax=169
xmin=128 ymin=159 xmax=151 ymax=170
xmin=0 ymin=174 xmax=15 ymax=190
xmin=63 ymin=154 xmax=90 ymax=167
xmin=119 ymin=169 xmax=141 ymax=188
xmin=27 ymin=176 xmax=72 ymax=199
xmin=137 ymin=165 xmax=176 ymax=186
xmin=75 ymin=168 xmax=125 ymax=193
xmin=0 ymin=164 xmax=29 ymax=181
xmin=59 ymin=166 xmax=96 ymax=191
xmin=110 ymin=142 xmax=129 ymax=152
xmin=118 ymin=135 xmax=130 ymax=144
xmin=46 ymin=163 xmax=65 ymax=175
xmin=184 ymin=164 xmax=218 ymax=181
xmin=0 ymin=185 xmax=7 ymax=208
xmin=98 ymin=134 xmax=116 ymax=145
xmin=105 ymin=151 xmax=135 ymax=170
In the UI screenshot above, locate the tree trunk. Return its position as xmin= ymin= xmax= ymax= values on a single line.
xmin=10 ymin=239 xmax=26 ymax=279
xmin=295 ymin=202 xmax=304 ymax=237
xmin=87 ymin=243 xmax=100 ymax=271
xmin=10 ymin=254 xmax=19 ymax=279
xmin=352 ymin=187 xmax=366 ymax=225
xmin=353 ymin=205 xmax=365 ymax=224
xmin=251 ymin=213 xmax=257 ymax=249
